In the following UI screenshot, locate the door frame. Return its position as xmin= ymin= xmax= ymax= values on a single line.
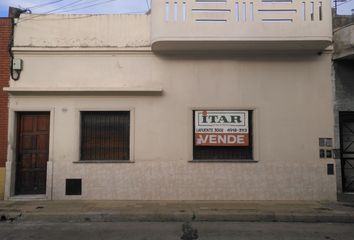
xmin=339 ymin=111 xmax=354 ymax=193
xmin=5 ymin=108 xmax=55 ymax=200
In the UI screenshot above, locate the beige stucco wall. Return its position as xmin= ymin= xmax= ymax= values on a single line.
xmin=6 ymin=50 xmax=336 ymax=200
xmin=14 ymin=14 xmax=150 ymax=48
xmin=8 ymin=52 xmax=160 ymax=91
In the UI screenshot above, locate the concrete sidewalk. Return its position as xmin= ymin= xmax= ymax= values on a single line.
xmin=1 ymin=200 xmax=354 ymax=223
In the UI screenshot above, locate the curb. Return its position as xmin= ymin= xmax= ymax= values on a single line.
xmin=2 ymin=211 xmax=354 ymax=223
xmin=195 ymin=212 xmax=354 ymax=223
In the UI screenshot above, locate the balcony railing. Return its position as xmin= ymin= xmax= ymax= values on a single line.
xmin=151 ymin=0 xmax=332 ymax=51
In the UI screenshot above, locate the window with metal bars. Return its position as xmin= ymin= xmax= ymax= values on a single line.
xmin=80 ymin=111 xmax=130 ymax=161
xmin=193 ymin=110 xmax=253 ymax=160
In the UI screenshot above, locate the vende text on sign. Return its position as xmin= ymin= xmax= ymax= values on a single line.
xmin=195 ymin=133 xmax=249 ymax=146
xmin=194 ymin=110 xmax=249 ymax=146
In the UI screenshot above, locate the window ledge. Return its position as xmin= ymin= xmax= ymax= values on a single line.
xmin=189 ymin=160 xmax=258 ymax=163
xmin=73 ymin=160 xmax=134 ymax=164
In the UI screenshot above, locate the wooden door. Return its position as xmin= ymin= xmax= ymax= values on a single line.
xmin=15 ymin=112 xmax=50 ymax=195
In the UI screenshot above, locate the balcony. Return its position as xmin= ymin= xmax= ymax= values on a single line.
xmin=151 ymin=0 xmax=332 ymax=52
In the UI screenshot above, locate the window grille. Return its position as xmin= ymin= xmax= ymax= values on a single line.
xmin=80 ymin=111 xmax=130 ymax=161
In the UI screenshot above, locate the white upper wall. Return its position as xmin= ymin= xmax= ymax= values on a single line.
xmin=14 ymin=14 xmax=151 ymax=48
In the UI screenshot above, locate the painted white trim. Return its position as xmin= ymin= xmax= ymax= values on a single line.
xmin=5 ymin=110 xmax=16 ymax=200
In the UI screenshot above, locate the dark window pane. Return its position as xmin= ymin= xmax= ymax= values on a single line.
xmin=81 ymin=111 xmax=130 ymax=160
xmin=193 ymin=110 xmax=253 ymax=160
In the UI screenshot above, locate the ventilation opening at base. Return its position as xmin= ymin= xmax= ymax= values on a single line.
xmin=65 ymin=179 xmax=82 ymax=195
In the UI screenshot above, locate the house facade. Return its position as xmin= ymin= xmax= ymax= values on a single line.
xmin=4 ymin=0 xmax=336 ymax=200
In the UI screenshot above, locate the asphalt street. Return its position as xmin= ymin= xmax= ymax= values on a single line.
xmin=0 ymin=222 xmax=353 ymax=240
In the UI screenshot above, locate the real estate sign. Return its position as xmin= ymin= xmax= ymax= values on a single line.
xmin=194 ymin=110 xmax=249 ymax=146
